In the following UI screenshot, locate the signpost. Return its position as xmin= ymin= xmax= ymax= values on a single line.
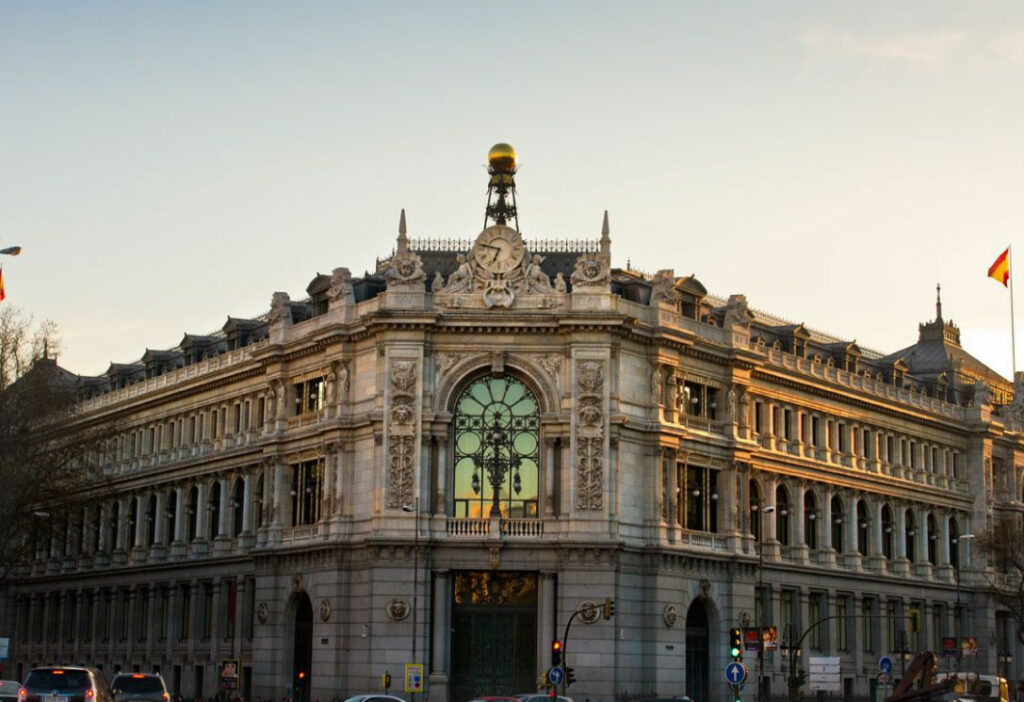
xmin=404 ymin=664 xmax=424 ymax=693
xmin=808 ymin=656 xmax=841 ymax=693
xmin=725 ymin=662 xmax=748 ymax=686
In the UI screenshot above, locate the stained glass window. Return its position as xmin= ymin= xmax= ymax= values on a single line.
xmin=453 ymin=376 xmax=540 ymax=518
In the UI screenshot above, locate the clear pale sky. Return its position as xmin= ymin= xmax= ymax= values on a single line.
xmin=1 ymin=2 xmax=1022 ymax=378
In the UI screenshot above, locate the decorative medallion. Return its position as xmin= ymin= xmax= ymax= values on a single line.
xmin=663 ymin=604 xmax=678 ymax=628
xmin=292 ymin=573 xmax=304 ymax=592
xmin=578 ymin=601 xmax=600 ymax=625
xmin=387 ymin=598 xmax=410 ymax=621
xmin=256 ymin=602 xmax=268 ymax=624
xmin=318 ymin=599 xmax=331 ymax=622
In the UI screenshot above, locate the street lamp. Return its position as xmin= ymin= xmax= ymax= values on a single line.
xmin=472 ymin=417 xmax=522 ymax=518
xmin=954 ymin=533 xmax=975 ymax=672
xmin=756 ymin=504 xmax=775 ymax=702
xmin=402 ymin=497 xmax=421 ymax=691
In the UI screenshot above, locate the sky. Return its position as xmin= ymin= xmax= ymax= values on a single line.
xmin=1 ymin=1 xmax=1023 ymax=378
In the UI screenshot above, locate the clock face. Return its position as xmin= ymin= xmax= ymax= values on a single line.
xmin=472 ymin=225 xmax=525 ymax=274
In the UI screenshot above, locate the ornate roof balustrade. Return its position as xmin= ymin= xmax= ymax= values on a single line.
xmin=755 ymin=345 xmax=968 ymax=420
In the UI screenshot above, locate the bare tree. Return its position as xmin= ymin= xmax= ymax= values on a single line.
xmin=0 ymin=309 xmax=103 ymax=578
xmin=976 ymin=516 xmax=1024 ymax=645
xmin=0 ymin=305 xmax=61 ymax=391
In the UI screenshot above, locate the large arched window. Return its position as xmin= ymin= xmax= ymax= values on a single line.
xmin=453 ymin=376 xmax=540 ymax=519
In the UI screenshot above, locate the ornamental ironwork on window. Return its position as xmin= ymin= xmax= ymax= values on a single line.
xmin=453 ymin=376 xmax=540 ymax=519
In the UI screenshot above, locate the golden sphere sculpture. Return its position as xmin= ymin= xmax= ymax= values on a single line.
xmin=488 ymin=143 xmax=516 ymax=173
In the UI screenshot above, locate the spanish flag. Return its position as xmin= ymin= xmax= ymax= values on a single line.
xmin=0 ymin=265 xmax=5 ymax=304
xmin=989 ymin=247 xmax=1010 ymax=287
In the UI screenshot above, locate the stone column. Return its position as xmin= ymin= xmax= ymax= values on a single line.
xmin=821 ymin=489 xmax=833 ymax=553
xmin=217 ymin=478 xmax=230 ymax=538
xmin=793 ymin=484 xmax=807 ymax=562
xmin=895 ymin=505 xmax=909 ymax=575
xmin=844 ymin=493 xmax=859 ymax=568
xmin=430 ymin=571 xmax=452 ymax=692
xmin=153 ymin=491 xmax=165 ymax=548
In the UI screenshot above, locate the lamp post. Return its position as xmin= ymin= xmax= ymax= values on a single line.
xmin=472 ymin=416 xmax=522 ymax=518
xmin=402 ymin=498 xmax=421 ymax=677
xmin=954 ymin=533 xmax=975 ymax=673
xmin=756 ymin=504 xmax=775 ymax=702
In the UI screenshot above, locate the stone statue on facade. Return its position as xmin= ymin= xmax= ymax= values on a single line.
xmin=328 ymin=267 xmax=355 ymax=307
xmin=649 ymin=269 xmax=677 ymax=304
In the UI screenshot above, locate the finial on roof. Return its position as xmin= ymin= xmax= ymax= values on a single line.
xmin=600 ymin=210 xmax=610 ymax=255
xmin=936 ymin=283 xmax=943 ymax=322
xmin=43 ymin=338 xmax=49 ymax=360
xmin=397 ymin=209 xmax=409 ymax=255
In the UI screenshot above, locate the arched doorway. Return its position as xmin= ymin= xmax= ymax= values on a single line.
xmin=685 ymin=600 xmax=710 ymax=702
xmin=292 ymin=594 xmax=313 ymax=702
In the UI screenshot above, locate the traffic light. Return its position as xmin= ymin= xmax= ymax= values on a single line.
xmin=566 ymin=666 xmax=576 ymax=687
xmin=603 ymin=596 xmax=616 ymax=620
xmin=729 ymin=627 xmax=743 ymax=659
xmin=382 ymin=671 xmax=391 ymax=691
xmin=551 ymin=639 xmax=562 ymax=666
xmin=732 ymin=687 xmax=742 ymax=702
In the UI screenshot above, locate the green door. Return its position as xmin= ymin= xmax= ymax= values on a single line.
xmin=451 ymin=572 xmax=538 ymax=702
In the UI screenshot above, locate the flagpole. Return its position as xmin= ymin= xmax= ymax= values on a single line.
xmin=1011 ymin=244 xmax=1018 ymax=378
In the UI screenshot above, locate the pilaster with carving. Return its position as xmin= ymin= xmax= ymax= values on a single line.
xmin=574 ymin=358 xmax=606 ymax=511
xmin=386 ymin=358 xmax=420 ymax=510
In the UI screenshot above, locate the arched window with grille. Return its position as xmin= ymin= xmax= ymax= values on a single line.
xmin=804 ymin=490 xmax=818 ymax=550
xmin=905 ymin=508 xmax=916 ymax=563
xmin=831 ymin=496 xmax=844 ymax=554
xmin=856 ymin=500 xmax=869 ymax=555
xmin=927 ymin=514 xmax=938 ymax=564
xmin=452 ymin=375 xmax=540 ymax=519
xmin=776 ymin=486 xmax=791 ymax=545
xmin=750 ymin=480 xmax=762 ymax=541
xmin=881 ymin=505 xmax=893 ymax=560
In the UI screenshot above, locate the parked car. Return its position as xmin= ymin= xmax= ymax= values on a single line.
xmin=109 ymin=674 xmax=169 ymax=702
xmin=467 ymin=697 xmax=521 ymax=702
xmin=516 ymin=693 xmax=573 ymax=702
xmin=20 ymin=667 xmax=113 ymax=702
xmin=1 ymin=681 xmax=22 ymax=702
xmin=340 ymin=696 xmax=409 ymax=702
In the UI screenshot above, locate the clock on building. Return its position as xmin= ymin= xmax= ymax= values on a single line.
xmin=472 ymin=225 xmax=525 ymax=274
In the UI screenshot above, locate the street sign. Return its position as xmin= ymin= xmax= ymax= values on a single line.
xmin=879 ymin=656 xmax=893 ymax=675
xmin=878 ymin=674 xmax=892 ymax=684
xmin=724 ymin=662 xmax=748 ymax=685
xmin=548 ymin=666 xmax=565 ymax=686
xmin=404 ymin=664 xmax=423 ymax=693
xmin=809 ymin=656 xmax=841 ymax=693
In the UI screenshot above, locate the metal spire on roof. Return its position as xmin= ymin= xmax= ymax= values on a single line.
xmin=936 ymin=283 xmax=943 ymax=322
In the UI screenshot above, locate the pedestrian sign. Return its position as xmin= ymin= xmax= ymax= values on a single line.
xmin=725 ymin=662 xmax=748 ymax=685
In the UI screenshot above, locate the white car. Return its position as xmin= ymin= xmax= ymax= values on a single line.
xmin=0 ymin=681 xmax=21 ymax=702
xmin=516 ymin=694 xmax=573 ymax=702
xmin=341 ymin=695 xmax=409 ymax=702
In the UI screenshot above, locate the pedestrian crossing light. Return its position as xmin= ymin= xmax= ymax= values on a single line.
xmin=729 ymin=627 xmax=743 ymax=659
xmin=603 ymin=596 xmax=616 ymax=620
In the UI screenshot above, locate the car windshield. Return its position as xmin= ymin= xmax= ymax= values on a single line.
xmin=112 ymin=678 xmax=163 ymax=694
xmin=25 ymin=671 xmax=91 ymax=692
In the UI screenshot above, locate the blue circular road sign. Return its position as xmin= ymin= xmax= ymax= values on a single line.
xmin=879 ymin=657 xmax=893 ymax=675
xmin=725 ymin=662 xmax=748 ymax=685
xmin=548 ymin=666 xmax=565 ymax=685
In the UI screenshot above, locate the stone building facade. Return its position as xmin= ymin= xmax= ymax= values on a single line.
xmin=4 ymin=157 xmax=1024 ymax=702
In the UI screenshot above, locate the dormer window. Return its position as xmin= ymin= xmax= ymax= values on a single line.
xmin=679 ymin=294 xmax=698 ymax=320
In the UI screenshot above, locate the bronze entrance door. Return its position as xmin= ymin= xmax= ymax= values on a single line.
xmin=451 ymin=571 xmax=538 ymax=702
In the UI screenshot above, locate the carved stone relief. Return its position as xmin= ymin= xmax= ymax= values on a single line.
xmin=328 ymin=267 xmax=355 ymax=307
xmin=387 ymin=359 xmax=418 ymax=509
xmin=575 ymin=359 xmax=606 ymax=511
